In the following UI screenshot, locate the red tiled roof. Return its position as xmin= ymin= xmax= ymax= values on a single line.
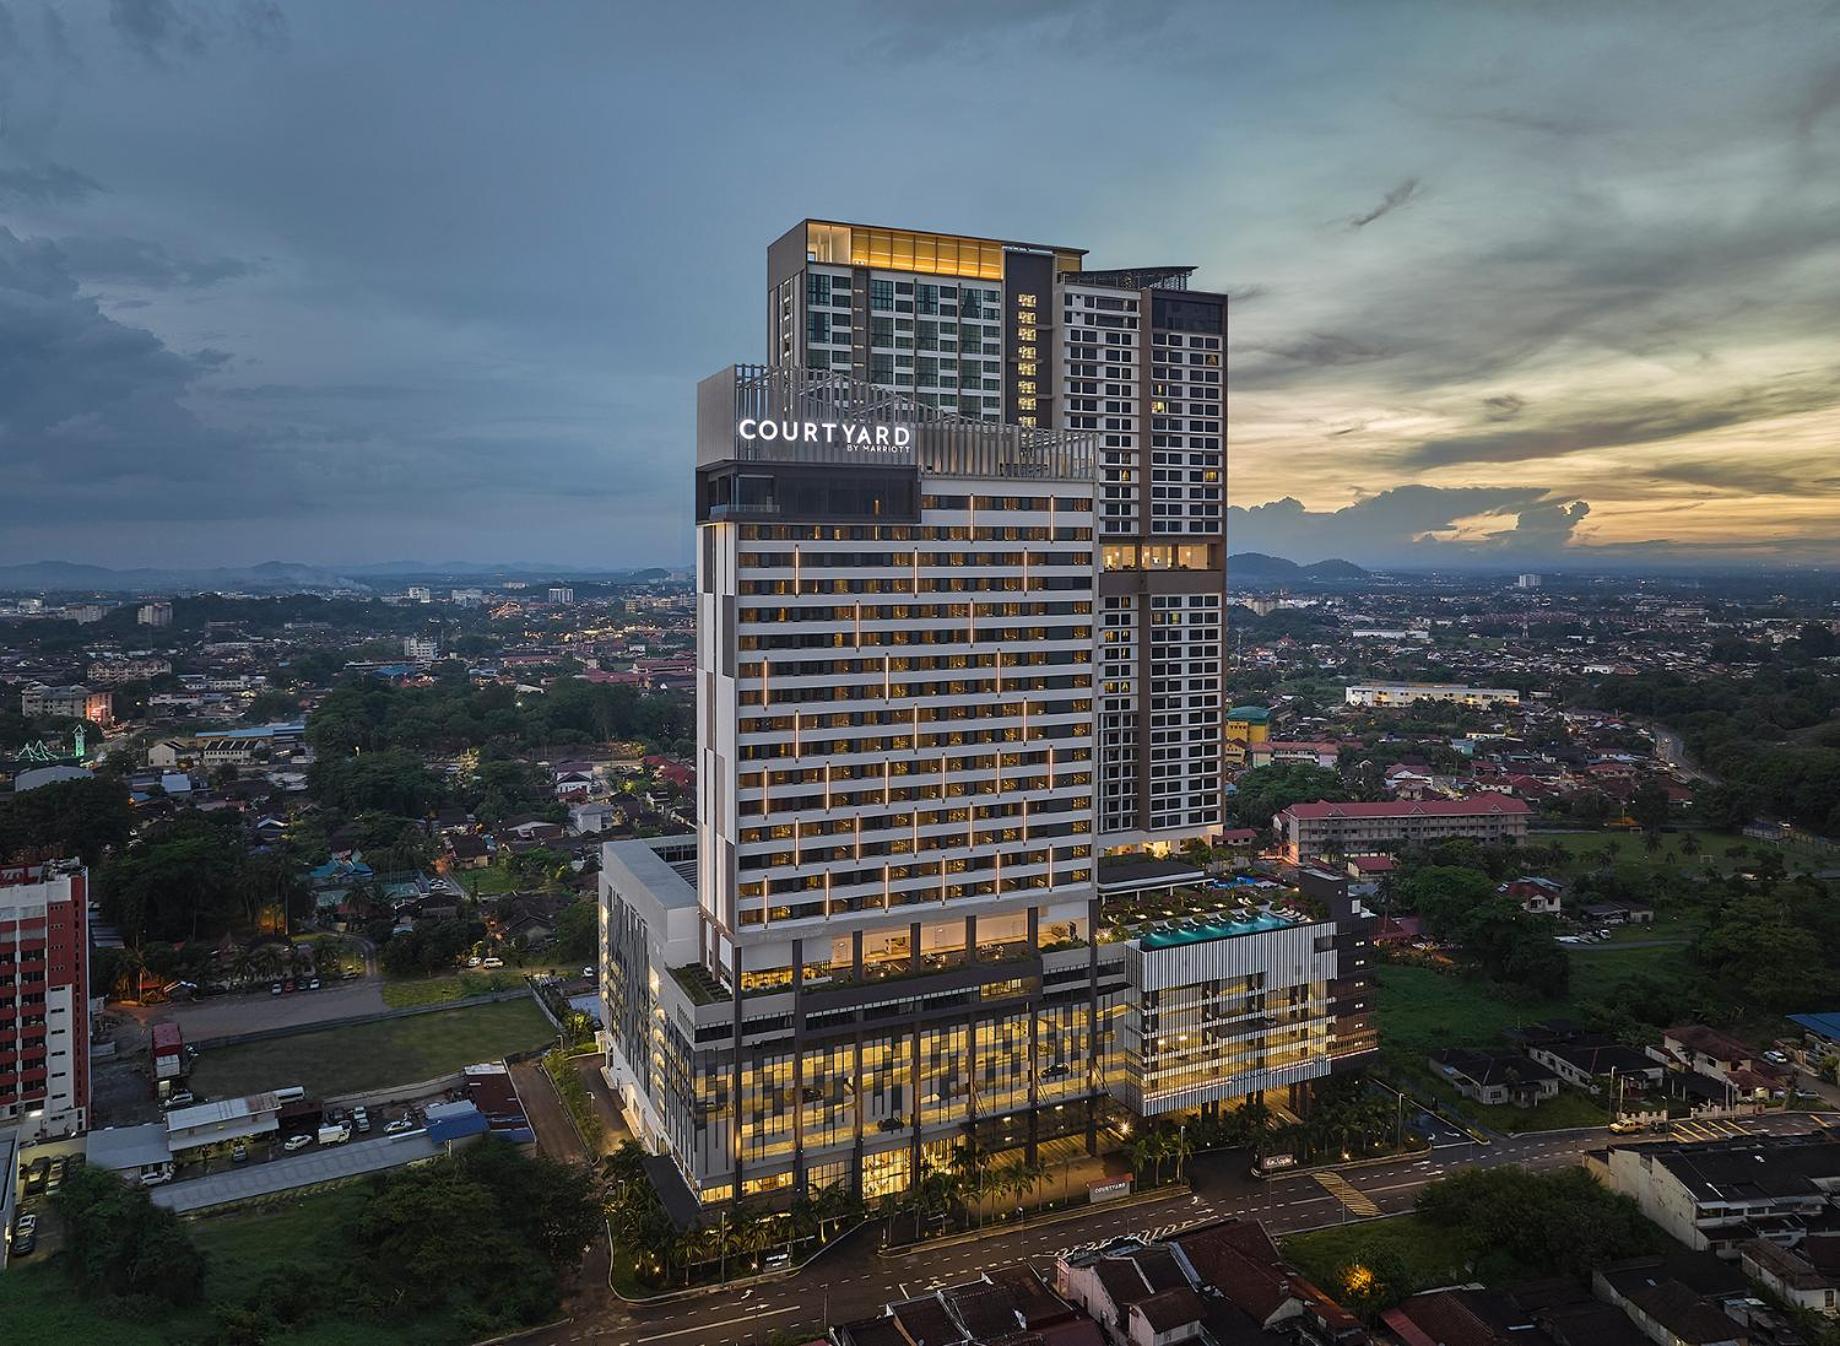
xmin=1279 ymin=796 xmax=1531 ymax=821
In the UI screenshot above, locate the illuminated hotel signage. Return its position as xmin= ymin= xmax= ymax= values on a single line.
xmin=736 ymin=419 xmax=912 ymax=452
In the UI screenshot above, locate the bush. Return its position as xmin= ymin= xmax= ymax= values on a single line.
xmin=53 ymin=1166 xmax=205 ymax=1309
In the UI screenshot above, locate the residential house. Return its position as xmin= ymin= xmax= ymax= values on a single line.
xmin=1596 ymin=1135 xmax=1840 ymax=1255
xmin=1527 ymin=1036 xmax=1666 ymax=1096
xmin=1502 ymin=875 xmax=1565 ymax=916
xmin=1653 ymin=1026 xmax=1763 ymax=1088
xmin=1739 ymin=1234 xmax=1839 ymax=1318
xmin=569 ymin=801 xmax=620 ymax=835
xmin=1057 ymin=1245 xmax=1193 ymax=1344
xmin=1431 ymin=1048 xmax=1561 ymax=1108
xmin=1593 ymin=1259 xmax=1748 ymax=1346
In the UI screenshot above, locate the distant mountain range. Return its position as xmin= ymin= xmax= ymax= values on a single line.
xmin=0 ymin=553 xmax=1351 ymax=595
xmin=0 ymin=560 xmax=679 ymax=595
xmin=1226 ymin=552 xmax=1368 ymax=583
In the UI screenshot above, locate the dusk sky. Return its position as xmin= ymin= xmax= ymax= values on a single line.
xmin=2 ymin=1 xmax=1837 ymax=571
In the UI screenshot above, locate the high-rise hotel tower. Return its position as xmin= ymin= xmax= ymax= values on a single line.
xmin=598 ymin=223 xmax=1371 ymax=1212
xmin=768 ymin=222 xmax=1224 ymax=846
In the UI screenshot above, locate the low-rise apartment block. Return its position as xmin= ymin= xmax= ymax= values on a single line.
xmin=1273 ymin=796 xmax=1532 ymax=861
xmin=1343 ymin=682 xmax=1521 ymax=709
xmin=19 ymin=682 xmax=113 ymax=725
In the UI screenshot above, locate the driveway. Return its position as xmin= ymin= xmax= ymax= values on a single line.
xmin=509 ymin=1060 xmax=587 ymax=1163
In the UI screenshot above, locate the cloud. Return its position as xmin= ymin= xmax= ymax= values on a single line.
xmin=1482 ymin=393 xmax=1527 ymax=420
xmin=106 ymin=0 xmax=285 ymax=61
xmin=1644 ymin=460 xmax=1840 ymax=497
xmin=1396 ymin=369 xmax=1840 ymax=471
xmin=109 ymin=0 xmax=206 ymax=61
xmin=53 ymin=234 xmax=251 ymax=288
xmin=0 ymin=163 xmax=104 ymax=205
xmin=1227 ymin=487 xmax=1606 ymax=568
xmin=1346 ymin=178 xmax=1422 ymax=229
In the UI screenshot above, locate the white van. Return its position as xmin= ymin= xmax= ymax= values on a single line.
xmin=317 ymin=1123 xmax=352 ymax=1146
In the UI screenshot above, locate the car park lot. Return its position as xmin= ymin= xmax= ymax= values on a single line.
xmin=170 ymin=1103 xmax=425 ymax=1183
xmin=133 ymin=973 xmax=389 ymax=1042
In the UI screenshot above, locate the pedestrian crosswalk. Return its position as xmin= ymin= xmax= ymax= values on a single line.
xmin=1668 ymin=1118 xmax=1761 ymax=1142
xmin=1314 ymin=1170 xmax=1382 ymax=1217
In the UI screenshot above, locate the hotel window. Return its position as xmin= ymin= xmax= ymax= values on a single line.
xmin=871 ymin=279 xmax=895 ymax=310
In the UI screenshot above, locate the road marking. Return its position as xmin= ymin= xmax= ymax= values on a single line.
xmin=634 ymin=1307 xmax=799 ymax=1343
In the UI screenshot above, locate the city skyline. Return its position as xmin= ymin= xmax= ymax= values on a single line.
xmin=3 ymin=1 xmax=1839 ymax=569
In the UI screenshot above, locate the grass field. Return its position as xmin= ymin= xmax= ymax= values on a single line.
xmin=190 ymin=997 xmax=555 ymax=1098
xmin=1533 ymin=828 xmax=1834 ymax=879
xmin=1374 ymin=963 xmax=1576 ymax=1057
xmin=1283 ymin=1214 xmax=1480 ymax=1298
xmin=0 ymin=1186 xmax=467 ymax=1345
xmin=1566 ymin=941 xmax=1694 ymax=1001
xmin=379 ymin=969 xmax=525 ymax=1009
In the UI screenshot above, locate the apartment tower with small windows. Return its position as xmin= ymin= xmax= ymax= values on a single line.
xmin=768 ymin=221 xmax=1226 ymax=849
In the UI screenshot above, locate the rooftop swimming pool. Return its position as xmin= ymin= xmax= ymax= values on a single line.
xmin=1137 ymin=911 xmax=1295 ymax=950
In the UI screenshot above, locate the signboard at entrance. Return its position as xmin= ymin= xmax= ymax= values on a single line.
xmin=1257 ymin=1152 xmax=1297 ymax=1172
xmin=1088 ymin=1177 xmax=1133 ymax=1203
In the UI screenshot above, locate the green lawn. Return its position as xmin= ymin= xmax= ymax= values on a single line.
xmin=190 ymin=997 xmax=555 ymax=1098
xmin=1374 ymin=964 xmax=1576 ymax=1057
xmin=1284 ymin=1214 xmax=1480 ymax=1298
xmin=379 ymin=969 xmax=525 ymax=1009
xmin=0 ymin=1186 xmax=468 ymax=1345
xmin=1532 ymin=828 xmax=1832 ymax=879
xmin=1566 ymin=942 xmax=1694 ymax=1001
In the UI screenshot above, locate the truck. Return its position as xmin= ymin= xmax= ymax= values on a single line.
xmin=317 ymin=1123 xmax=352 ymax=1146
xmin=151 ymin=1021 xmax=185 ymax=1081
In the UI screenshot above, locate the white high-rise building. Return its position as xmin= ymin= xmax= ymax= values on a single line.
xmin=595 ymin=227 xmax=1374 ymax=1216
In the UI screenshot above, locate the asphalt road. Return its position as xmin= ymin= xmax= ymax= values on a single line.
xmin=525 ymin=1111 xmax=1829 ymax=1346
xmin=131 ymin=976 xmax=388 ymax=1041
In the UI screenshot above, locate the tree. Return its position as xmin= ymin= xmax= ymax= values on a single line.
xmin=553 ymin=899 xmax=597 ymax=964
xmin=1414 ymin=1164 xmax=1658 ymax=1280
xmin=1628 ymin=780 xmax=1671 ymax=833
xmin=0 ymin=774 xmax=134 ymax=865
xmin=1227 ymin=763 xmax=1358 ymax=829
xmin=53 ymin=1165 xmax=205 ymax=1307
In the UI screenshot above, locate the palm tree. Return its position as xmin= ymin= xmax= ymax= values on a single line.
xmin=1644 ymin=832 xmax=1663 ymax=856
xmin=1168 ymin=1125 xmax=1193 ymax=1182
xmin=1681 ymin=833 xmax=1701 ymax=858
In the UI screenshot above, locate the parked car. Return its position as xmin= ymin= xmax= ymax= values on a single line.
xmin=481 ymin=956 xmax=504 ymax=969
xmin=230 ymin=1143 xmax=250 ymax=1164
xmin=283 ymin=1133 xmax=312 ymax=1152
xmin=466 ymin=955 xmax=481 ymax=968
xmin=46 ymin=1156 xmax=68 ymax=1190
xmin=384 ymin=1118 xmax=417 ymax=1135
xmin=282 ymin=979 xmax=296 ymax=993
xmin=1608 ymin=1118 xmax=1644 ymax=1134
xmin=12 ymin=1213 xmax=38 ymax=1256
xmin=307 ymin=977 xmax=321 ymax=991
xmin=317 ymin=1123 xmax=352 ymax=1146
xmin=163 ymin=1089 xmax=195 ymax=1109
xmin=139 ymin=1162 xmax=174 ymax=1187
xmin=23 ymin=1158 xmax=49 ymax=1194
xmin=581 ymin=966 xmax=594 ymax=979
xmin=353 ymin=1106 xmax=371 ymax=1134
xmin=1764 ymin=1049 xmax=1790 ymax=1065
xmin=270 ymin=982 xmax=283 ymax=996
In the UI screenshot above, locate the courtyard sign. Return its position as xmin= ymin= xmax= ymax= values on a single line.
xmin=736 ymin=419 xmax=912 ymax=452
